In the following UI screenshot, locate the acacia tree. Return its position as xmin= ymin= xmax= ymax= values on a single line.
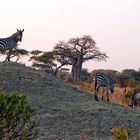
xmin=0 ymin=48 xmax=28 ymax=63
xmin=29 ymin=50 xmax=42 ymax=61
xmin=54 ymin=35 xmax=108 ymax=82
xmin=31 ymin=51 xmax=68 ymax=76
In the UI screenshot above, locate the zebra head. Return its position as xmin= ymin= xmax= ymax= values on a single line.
xmin=16 ymin=29 xmax=24 ymax=42
xmin=108 ymin=76 xmax=115 ymax=93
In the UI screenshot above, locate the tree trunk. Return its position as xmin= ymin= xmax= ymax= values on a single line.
xmin=71 ymin=55 xmax=83 ymax=83
xmin=71 ymin=58 xmax=77 ymax=81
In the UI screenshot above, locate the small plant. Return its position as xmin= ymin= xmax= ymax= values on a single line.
xmin=0 ymin=92 xmax=36 ymax=140
xmin=111 ymin=125 xmax=133 ymax=140
xmin=135 ymin=129 xmax=140 ymax=140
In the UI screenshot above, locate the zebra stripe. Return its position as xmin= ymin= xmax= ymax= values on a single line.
xmin=94 ymin=72 xmax=115 ymax=102
xmin=0 ymin=39 xmax=7 ymax=49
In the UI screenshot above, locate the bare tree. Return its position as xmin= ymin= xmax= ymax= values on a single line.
xmin=54 ymin=35 xmax=108 ymax=82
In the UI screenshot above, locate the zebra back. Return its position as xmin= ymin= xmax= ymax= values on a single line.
xmin=94 ymin=72 xmax=115 ymax=90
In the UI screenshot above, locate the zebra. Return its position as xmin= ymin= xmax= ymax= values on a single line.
xmin=130 ymin=92 xmax=140 ymax=109
xmin=0 ymin=29 xmax=24 ymax=62
xmin=94 ymin=72 xmax=115 ymax=102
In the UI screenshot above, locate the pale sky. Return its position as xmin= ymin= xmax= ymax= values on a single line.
xmin=0 ymin=0 xmax=140 ymax=72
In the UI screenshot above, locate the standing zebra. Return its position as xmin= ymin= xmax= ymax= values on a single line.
xmin=94 ymin=72 xmax=115 ymax=102
xmin=0 ymin=29 xmax=24 ymax=62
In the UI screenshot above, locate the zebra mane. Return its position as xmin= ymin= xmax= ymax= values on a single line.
xmin=10 ymin=32 xmax=19 ymax=38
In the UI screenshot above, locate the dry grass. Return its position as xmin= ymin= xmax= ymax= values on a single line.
xmin=75 ymin=82 xmax=133 ymax=106
xmin=0 ymin=63 xmax=140 ymax=139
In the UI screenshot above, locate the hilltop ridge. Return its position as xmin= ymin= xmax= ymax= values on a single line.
xmin=0 ymin=62 xmax=140 ymax=139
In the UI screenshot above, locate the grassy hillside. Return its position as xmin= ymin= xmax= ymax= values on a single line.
xmin=0 ymin=62 xmax=140 ymax=140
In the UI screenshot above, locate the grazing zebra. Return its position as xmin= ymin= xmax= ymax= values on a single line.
xmin=94 ymin=72 xmax=115 ymax=102
xmin=0 ymin=29 xmax=24 ymax=62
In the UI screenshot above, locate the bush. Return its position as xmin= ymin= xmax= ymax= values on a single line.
xmin=111 ymin=125 xmax=133 ymax=140
xmin=117 ymin=74 xmax=130 ymax=87
xmin=128 ymin=79 xmax=137 ymax=88
xmin=0 ymin=92 xmax=36 ymax=140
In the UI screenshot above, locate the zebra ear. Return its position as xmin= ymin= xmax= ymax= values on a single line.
xmin=22 ymin=29 xmax=24 ymax=32
xmin=17 ymin=29 xmax=19 ymax=32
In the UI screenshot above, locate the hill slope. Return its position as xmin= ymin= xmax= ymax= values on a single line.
xmin=0 ymin=62 xmax=140 ymax=140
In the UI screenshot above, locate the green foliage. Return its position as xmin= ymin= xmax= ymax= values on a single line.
xmin=122 ymin=69 xmax=137 ymax=77
xmin=30 ymin=50 xmax=42 ymax=56
xmin=31 ymin=51 xmax=67 ymax=75
xmin=35 ymin=52 xmax=55 ymax=64
xmin=111 ymin=126 xmax=133 ymax=140
xmin=0 ymin=92 xmax=36 ymax=139
xmin=122 ymin=69 xmax=140 ymax=81
xmin=117 ymin=74 xmax=130 ymax=87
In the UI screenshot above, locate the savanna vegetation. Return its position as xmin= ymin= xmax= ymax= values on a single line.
xmin=0 ymin=92 xmax=36 ymax=140
xmin=0 ymin=34 xmax=140 ymax=139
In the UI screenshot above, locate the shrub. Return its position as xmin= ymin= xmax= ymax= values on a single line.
xmin=128 ymin=79 xmax=137 ymax=88
xmin=0 ymin=92 xmax=36 ymax=140
xmin=117 ymin=74 xmax=130 ymax=87
xmin=111 ymin=125 xmax=133 ymax=140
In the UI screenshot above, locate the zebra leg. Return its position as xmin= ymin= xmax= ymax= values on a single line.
xmin=94 ymin=80 xmax=98 ymax=101
xmin=102 ymin=96 xmax=104 ymax=100
xmin=107 ymin=98 xmax=110 ymax=102
xmin=132 ymin=101 xmax=134 ymax=108
xmin=95 ymin=86 xmax=99 ymax=101
xmin=94 ymin=88 xmax=98 ymax=101
xmin=102 ymin=87 xmax=105 ymax=100
xmin=107 ymin=92 xmax=110 ymax=102
xmin=7 ymin=56 xmax=10 ymax=62
xmin=106 ymin=86 xmax=110 ymax=102
xmin=7 ymin=50 xmax=11 ymax=62
xmin=95 ymin=94 xmax=98 ymax=101
xmin=2 ymin=50 xmax=11 ymax=63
